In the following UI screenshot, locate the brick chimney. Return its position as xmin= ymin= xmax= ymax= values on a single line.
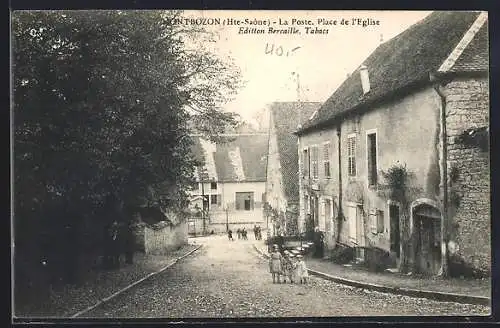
xmin=359 ymin=65 xmax=370 ymax=95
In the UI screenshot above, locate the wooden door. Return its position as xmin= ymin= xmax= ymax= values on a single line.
xmin=389 ymin=204 xmax=400 ymax=258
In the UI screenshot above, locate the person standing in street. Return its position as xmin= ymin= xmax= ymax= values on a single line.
xmin=236 ymin=228 xmax=241 ymax=240
xmin=269 ymin=244 xmax=283 ymax=283
xmin=281 ymin=251 xmax=294 ymax=284
xmin=227 ymin=229 xmax=234 ymax=241
xmin=296 ymin=254 xmax=309 ymax=284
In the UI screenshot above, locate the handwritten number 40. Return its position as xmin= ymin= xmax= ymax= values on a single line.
xmin=265 ymin=43 xmax=301 ymax=57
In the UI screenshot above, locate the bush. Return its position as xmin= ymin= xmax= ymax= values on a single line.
xmin=330 ymin=244 xmax=355 ymax=264
xmin=448 ymin=254 xmax=489 ymax=279
xmin=364 ymin=247 xmax=391 ymax=272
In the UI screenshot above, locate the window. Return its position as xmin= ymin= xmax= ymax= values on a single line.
xmin=370 ymin=209 xmax=384 ymax=234
xmin=302 ymin=148 xmax=309 ymax=177
xmin=347 ymin=135 xmax=356 ymax=176
xmin=210 ymin=182 xmax=217 ymax=190
xmin=323 ymin=142 xmax=331 ymax=178
xmin=304 ymin=195 xmax=310 ymax=214
xmin=235 ymin=192 xmax=254 ymax=211
xmin=210 ymin=194 xmax=218 ymax=205
xmin=311 ymin=145 xmax=319 ymax=179
xmin=367 ymin=131 xmax=378 ymax=186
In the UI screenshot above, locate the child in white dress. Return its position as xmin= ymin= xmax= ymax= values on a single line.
xmin=296 ymin=254 xmax=309 ymax=284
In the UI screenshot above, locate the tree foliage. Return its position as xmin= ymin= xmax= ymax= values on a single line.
xmin=12 ymin=10 xmax=242 ymax=257
xmin=379 ymin=162 xmax=422 ymax=273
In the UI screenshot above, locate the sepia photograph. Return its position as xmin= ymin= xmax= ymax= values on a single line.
xmin=11 ymin=9 xmax=491 ymax=320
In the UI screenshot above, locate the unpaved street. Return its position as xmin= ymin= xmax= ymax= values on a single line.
xmin=82 ymin=235 xmax=489 ymax=318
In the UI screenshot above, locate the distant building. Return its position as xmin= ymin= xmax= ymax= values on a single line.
xmin=189 ymin=134 xmax=268 ymax=234
xmin=265 ymin=102 xmax=321 ymax=236
xmin=296 ymin=11 xmax=489 ymax=276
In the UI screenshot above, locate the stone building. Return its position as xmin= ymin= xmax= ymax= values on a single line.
xmin=265 ymin=101 xmax=321 ymax=236
xmin=295 ymin=11 xmax=489 ymax=276
xmin=189 ymin=134 xmax=268 ymax=233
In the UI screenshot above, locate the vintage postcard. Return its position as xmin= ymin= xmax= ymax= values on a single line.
xmin=11 ymin=10 xmax=491 ymax=321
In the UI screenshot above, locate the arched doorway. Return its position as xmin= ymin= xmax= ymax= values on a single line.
xmin=411 ymin=201 xmax=441 ymax=275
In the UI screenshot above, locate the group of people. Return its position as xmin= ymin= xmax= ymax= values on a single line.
xmin=236 ymin=228 xmax=248 ymax=240
xmin=253 ymin=225 xmax=262 ymax=240
xmin=227 ymin=225 xmax=263 ymax=241
xmin=268 ymin=244 xmax=308 ymax=284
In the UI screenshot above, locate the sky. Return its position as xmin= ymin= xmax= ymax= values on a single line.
xmin=183 ymin=10 xmax=433 ymax=127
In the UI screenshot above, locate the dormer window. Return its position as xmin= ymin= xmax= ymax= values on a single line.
xmin=360 ymin=65 xmax=370 ymax=95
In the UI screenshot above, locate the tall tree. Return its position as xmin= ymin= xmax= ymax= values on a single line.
xmin=12 ymin=10 xmax=242 ymax=255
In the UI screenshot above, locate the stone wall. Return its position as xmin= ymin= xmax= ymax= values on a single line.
xmin=134 ymin=222 xmax=188 ymax=255
xmin=445 ymin=76 xmax=490 ymax=274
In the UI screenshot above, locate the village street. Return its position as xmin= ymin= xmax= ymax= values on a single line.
xmin=81 ymin=234 xmax=488 ymax=318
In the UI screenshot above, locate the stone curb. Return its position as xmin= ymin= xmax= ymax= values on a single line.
xmin=252 ymin=244 xmax=489 ymax=306
xmin=70 ymin=244 xmax=203 ymax=318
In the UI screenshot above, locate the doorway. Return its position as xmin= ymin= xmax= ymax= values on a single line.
xmin=347 ymin=203 xmax=364 ymax=260
xmin=413 ymin=204 xmax=441 ymax=275
xmin=389 ymin=204 xmax=400 ymax=260
xmin=310 ymin=195 xmax=319 ymax=228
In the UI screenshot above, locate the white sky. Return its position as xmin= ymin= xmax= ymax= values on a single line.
xmin=183 ymin=10 xmax=433 ymax=125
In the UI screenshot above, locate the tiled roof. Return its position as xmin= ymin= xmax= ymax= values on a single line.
xmin=270 ymin=102 xmax=322 ymax=202
xmin=298 ymin=11 xmax=482 ymax=134
xmin=190 ymin=135 xmax=268 ymax=183
xmin=189 ymin=137 xmax=210 ymax=181
xmin=448 ymin=23 xmax=488 ymax=73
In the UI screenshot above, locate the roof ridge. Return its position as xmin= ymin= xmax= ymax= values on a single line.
xmin=438 ymin=12 xmax=488 ymax=73
xmin=298 ymin=11 xmax=481 ymax=134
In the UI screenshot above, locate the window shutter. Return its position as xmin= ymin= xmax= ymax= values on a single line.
xmin=319 ymin=199 xmax=325 ymax=231
xmin=347 ymin=136 xmax=356 ymax=176
xmin=370 ymin=209 xmax=377 ymax=234
xmin=217 ymin=194 xmax=222 ymax=206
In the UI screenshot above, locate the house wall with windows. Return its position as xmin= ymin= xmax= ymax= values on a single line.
xmin=188 ymin=134 xmax=268 ymax=234
xmin=296 ymin=12 xmax=489 ymax=275
xmin=339 ymin=87 xmax=441 ymax=253
xmin=297 ymin=128 xmax=340 ymax=250
xmin=208 ymin=181 xmax=266 ymax=232
xmin=298 ymin=86 xmax=443 ymax=262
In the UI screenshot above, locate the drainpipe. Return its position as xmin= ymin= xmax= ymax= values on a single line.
xmin=264 ymin=109 xmax=272 ymax=233
xmin=336 ymin=124 xmax=343 ymax=244
xmin=431 ymin=73 xmax=449 ymax=278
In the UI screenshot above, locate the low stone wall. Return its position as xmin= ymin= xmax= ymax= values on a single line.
xmin=134 ymin=222 xmax=188 ymax=255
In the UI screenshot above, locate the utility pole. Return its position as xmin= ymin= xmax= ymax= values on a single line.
xmin=201 ymin=179 xmax=206 ymax=236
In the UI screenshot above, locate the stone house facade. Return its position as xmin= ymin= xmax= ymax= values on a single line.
xmin=296 ymin=11 xmax=489 ymax=276
xmin=265 ymin=101 xmax=321 ymax=236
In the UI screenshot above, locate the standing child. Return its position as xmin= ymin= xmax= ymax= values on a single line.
xmin=282 ymin=252 xmax=294 ymax=283
xmin=268 ymin=244 xmax=283 ymax=283
xmin=296 ymin=254 xmax=309 ymax=284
